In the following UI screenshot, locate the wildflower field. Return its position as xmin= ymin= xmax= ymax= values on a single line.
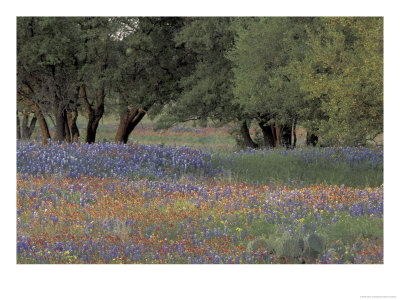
xmin=17 ymin=133 xmax=383 ymax=264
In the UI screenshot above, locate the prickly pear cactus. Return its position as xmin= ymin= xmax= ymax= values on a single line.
xmin=298 ymin=237 xmax=305 ymax=252
xmin=282 ymin=238 xmax=303 ymax=258
xmin=304 ymin=233 xmax=326 ymax=260
xmin=308 ymin=233 xmax=324 ymax=253
xmin=273 ymin=232 xmax=304 ymax=259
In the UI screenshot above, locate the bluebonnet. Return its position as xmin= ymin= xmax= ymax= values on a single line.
xmin=17 ymin=141 xmax=222 ymax=180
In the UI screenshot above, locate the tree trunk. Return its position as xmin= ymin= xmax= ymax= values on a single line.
xmin=19 ymin=94 xmax=51 ymax=144
xmin=17 ymin=113 xmax=21 ymax=140
xmin=115 ymin=114 xmax=129 ymax=143
xmin=66 ymin=108 xmax=80 ymax=143
xmin=22 ymin=113 xmax=29 ymax=139
xmin=240 ymin=121 xmax=258 ymax=148
xmin=292 ymin=120 xmax=297 ymax=148
xmin=53 ymin=105 xmax=66 ymax=143
xmin=79 ymin=85 xmax=104 ymax=144
xmin=115 ymin=107 xmax=147 ymax=143
xmin=34 ymin=108 xmax=51 ymax=144
xmin=270 ymin=124 xmax=276 ymax=145
xmin=273 ymin=125 xmax=280 ymax=148
xmin=64 ymin=109 xmax=71 ymax=143
xmin=27 ymin=115 xmax=37 ymax=138
xmin=21 ymin=112 xmax=37 ymax=139
xmin=281 ymin=124 xmax=292 ymax=149
xmin=258 ymin=121 xmax=275 ymax=148
xmin=123 ymin=109 xmax=146 ymax=143
xmin=21 ymin=101 xmax=48 ymax=143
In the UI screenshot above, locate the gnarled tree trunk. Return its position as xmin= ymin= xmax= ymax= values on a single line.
xmin=123 ymin=109 xmax=146 ymax=143
xmin=22 ymin=113 xmax=29 ymax=138
xmin=79 ymin=85 xmax=104 ymax=144
xmin=259 ymin=121 xmax=275 ymax=148
xmin=66 ymin=107 xmax=80 ymax=143
xmin=64 ymin=109 xmax=71 ymax=143
xmin=280 ymin=124 xmax=292 ymax=149
xmin=240 ymin=120 xmax=258 ymax=148
xmin=115 ymin=107 xmax=147 ymax=143
xmin=35 ymin=109 xmax=51 ymax=144
xmin=21 ymin=112 xmax=37 ymax=139
xmin=20 ymin=96 xmax=51 ymax=144
xmin=28 ymin=115 xmax=37 ymax=138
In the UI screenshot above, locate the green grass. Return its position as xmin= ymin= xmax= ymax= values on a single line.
xmin=219 ymin=150 xmax=382 ymax=188
xmin=321 ymin=215 xmax=383 ymax=244
xmin=31 ymin=115 xmax=238 ymax=152
xmin=129 ymin=135 xmax=236 ymax=151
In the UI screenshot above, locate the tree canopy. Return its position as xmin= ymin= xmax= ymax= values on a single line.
xmin=17 ymin=17 xmax=383 ymax=147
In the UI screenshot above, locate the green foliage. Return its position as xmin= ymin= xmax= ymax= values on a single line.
xmin=18 ymin=17 xmax=82 ymax=68
xmin=110 ymin=17 xmax=184 ymax=114
xmin=227 ymin=17 xmax=382 ymax=146
xmin=296 ymin=17 xmax=383 ymax=146
xmin=228 ymin=18 xmax=314 ymax=127
xmin=155 ymin=17 xmax=238 ymax=129
xmin=75 ymin=17 xmax=120 ymax=103
xmin=17 ymin=17 xmax=83 ymax=109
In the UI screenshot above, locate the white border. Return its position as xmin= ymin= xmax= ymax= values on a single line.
xmin=2 ymin=1 xmax=399 ymax=299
